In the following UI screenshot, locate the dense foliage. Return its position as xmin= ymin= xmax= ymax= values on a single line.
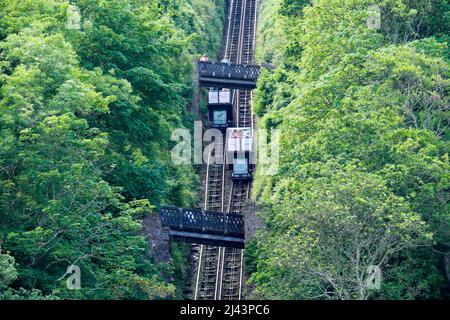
xmin=249 ymin=0 xmax=449 ymax=299
xmin=0 ymin=0 xmax=223 ymax=299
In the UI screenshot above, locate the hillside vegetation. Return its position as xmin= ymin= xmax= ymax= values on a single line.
xmin=0 ymin=0 xmax=223 ymax=299
xmin=248 ymin=0 xmax=449 ymax=299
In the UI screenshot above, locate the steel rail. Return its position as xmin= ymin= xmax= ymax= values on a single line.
xmin=194 ymin=0 xmax=257 ymax=301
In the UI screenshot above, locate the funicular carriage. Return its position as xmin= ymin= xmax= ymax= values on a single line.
xmin=200 ymin=56 xmax=256 ymax=181
xmin=207 ymin=88 xmax=233 ymax=130
xmin=226 ymin=127 xmax=255 ymax=181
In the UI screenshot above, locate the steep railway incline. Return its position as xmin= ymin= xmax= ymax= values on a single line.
xmin=193 ymin=0 xmax=258 ymax=300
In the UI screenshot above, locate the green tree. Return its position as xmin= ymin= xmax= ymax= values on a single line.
xmin=250 ymin=166 xmax=430 ymax=299
xmin=0 ymin=0 xmax=224 ymax=299
xmin=250 ymin=0 xmax=449 ymax=299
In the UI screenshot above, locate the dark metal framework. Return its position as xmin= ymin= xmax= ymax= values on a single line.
xmin=160 ymin=207 xmax=245 ymax=248
xmin=198 ymin=61 xmax=260 ymax=89
xmin=208 ymin=104 xmax=233 ymax=129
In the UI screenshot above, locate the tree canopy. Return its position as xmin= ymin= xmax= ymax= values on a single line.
xmin=0 ymin=0 xmax=224 ymax=299
xmin=249 ymin=0 xmax=449 ymax=300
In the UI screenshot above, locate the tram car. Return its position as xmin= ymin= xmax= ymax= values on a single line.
xmin=226 ymin=127 xmax=255 ymax=181
xmin=208 ymin=88 xmax=233 ymax=129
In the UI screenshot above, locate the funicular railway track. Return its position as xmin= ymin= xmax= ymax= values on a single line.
xmin=193 ymin=0 xmax=257 ymax=300
xmin=238 ymin=0 xmax=256 ymax=129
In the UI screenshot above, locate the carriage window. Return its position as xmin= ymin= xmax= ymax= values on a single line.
xmin=208 ymin=90 xmax=219 ymax=104
xmin=233 ymin=155 xmax=248 ymax=174
xmin=219 ymin=89 xmax=231 ymax=104
xmin=213 ymin=110 xmax=227 ymax=125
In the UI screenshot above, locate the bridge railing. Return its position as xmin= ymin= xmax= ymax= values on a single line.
xmin=160 ymin=206 xmax=244 ymax=238
xmin=198 ymin=61 xmax=260 ymax=81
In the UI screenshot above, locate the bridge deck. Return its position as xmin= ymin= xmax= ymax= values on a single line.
xmin=198 ymin=61 xmax=259 ymax=89
xmin=169 ymin=230 xmax=244 ymax=248
xmin=160 ymin=207 xmax=245 ymax=248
